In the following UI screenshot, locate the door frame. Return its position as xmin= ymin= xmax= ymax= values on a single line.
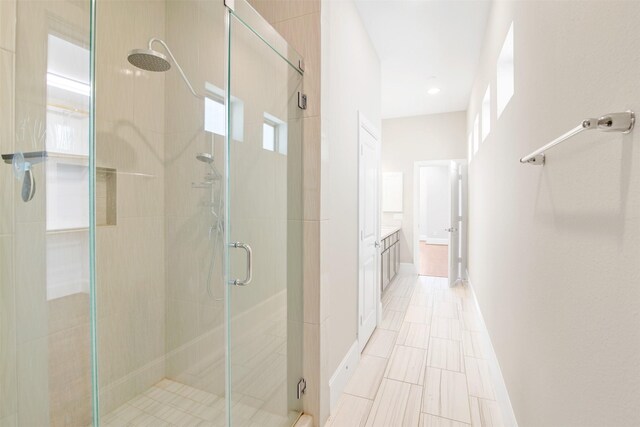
xmin=357 ymin=111 xmax=381 ymax=351
xmin=412 ymin=159 xmax=467 ymax=280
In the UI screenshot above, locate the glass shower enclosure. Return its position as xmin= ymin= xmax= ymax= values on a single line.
xmin=0 ymin=0 xmax=304 ymax=425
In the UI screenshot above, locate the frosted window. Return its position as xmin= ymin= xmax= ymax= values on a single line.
xmin=482 ymin=85 xmax=490 ymax=141
xmin=205 ymin=81 xmax=245 ymax=141
xmin=473 ymin=115 xmax=480 ymax=155
xmin=46 ymin=34 xmax=90 ymax=300
xmin=263 ymin=121 xmax=276 ymax=151
xmin=263 ymin=112 xmax=287 ymax=155
xmin=497 ymin=23 xmax=514 ymax=118
xmin=204 ymin=96 xmax=225 ymax=136
xmin=46 ymin=34 xmax=90 ymax=230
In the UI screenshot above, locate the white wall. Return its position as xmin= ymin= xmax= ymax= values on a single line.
xmin=381 ymin=111 xmax=466 ymax=263
xmin=320 ymin=0 xmax=380 ymax=422
xmin=467 ymin=2 xmax=640 ymax=426
xmin=419 ymin=166 xmax=450 ymax=243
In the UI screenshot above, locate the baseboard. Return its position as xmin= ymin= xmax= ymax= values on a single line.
xmin=424 ymin=238 xmax=448 ymax=245
xmin=465 ymin=269 xmax=519 ymax=427
xmin=294 ymin=414 xmax=313 ymax=427
xmin=328 ymin=340 xmax=360 ymax=415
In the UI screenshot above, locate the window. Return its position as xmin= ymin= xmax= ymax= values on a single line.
xmin=262 ymin=112 xmax=287 ymax=155
xmin=204 ymin=96 xmax=225 ymax=136
xmin=204 ymin=81 xmax=244 ymax=141
xmin=497 ymin=22 xmax=514 ymax=119
xmin=263 ymin=121 xmax=276 ymax=151
xmin=473 ymin=115 xmax=480 ymax=155
xmin=46 ymin=34 xmax=91 ymax=300
xmin=481 ymin=85 xmax=490 ymax=142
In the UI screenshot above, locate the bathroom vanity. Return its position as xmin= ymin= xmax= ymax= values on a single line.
xmin=380 ymin=226 xmax=401 ymax=292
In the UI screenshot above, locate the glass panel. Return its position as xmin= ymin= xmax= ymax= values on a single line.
xmin=94 ymin=0 xmax=228 ymax=424
xmin=231 ymin=0 xmax=304 ymax=72
xmin=228 ymin=11 xmax=303 ymax=427
xmin=0 ymin=0 xmax=93 ymax=425
xmin=481 ymin=85 xmax=490 ymax=141
xmin=497 ymin=22 xmax=514 ymax=119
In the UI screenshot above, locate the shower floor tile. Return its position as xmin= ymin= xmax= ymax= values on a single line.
xmin=99 ymin=378 xmax=297 ymax=427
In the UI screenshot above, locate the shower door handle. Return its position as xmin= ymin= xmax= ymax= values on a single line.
xmin=229 ymin=242 xmax=252 ymax=286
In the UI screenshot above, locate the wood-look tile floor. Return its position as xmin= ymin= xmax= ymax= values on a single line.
xmin=419 ymin=242 xmax=448 ymax=278
xmin=325 ymin=272 xmax=504 ymax=427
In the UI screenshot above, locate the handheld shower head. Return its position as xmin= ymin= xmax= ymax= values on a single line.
xmin=127 ymin=38 xmax=201 ymax=98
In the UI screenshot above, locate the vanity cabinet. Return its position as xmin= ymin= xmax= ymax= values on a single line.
xmin=381 ymin=230 xmax=400 ymax=292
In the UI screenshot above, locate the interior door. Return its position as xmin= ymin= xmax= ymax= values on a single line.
xmin=227 ymin=4 xmax=304 ymax=426
xmin=358 ymin=114 xmax=380 ymax=351
xmin=448 ymin=161 xmax=460 ymax=286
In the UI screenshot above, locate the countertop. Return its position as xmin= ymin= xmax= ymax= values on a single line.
xmin=381 ymin=226 xmax=401 ymax=240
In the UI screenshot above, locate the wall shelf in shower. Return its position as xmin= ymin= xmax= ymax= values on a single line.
xmin=1 ymin=150 xmax=48 ymax=164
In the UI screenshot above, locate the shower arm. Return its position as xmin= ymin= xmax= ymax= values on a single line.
xmin=149 ymin=38 xmax=202 ymax=99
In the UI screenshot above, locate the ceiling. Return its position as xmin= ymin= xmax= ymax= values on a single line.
xmin=354 ymin=0 xmax=491 ymax=119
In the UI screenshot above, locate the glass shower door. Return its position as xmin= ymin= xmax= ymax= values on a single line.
xmin=227 ymin=3 xmax=304 ymax=426
xmin=0 ymin=1 xmax=93 ymax=425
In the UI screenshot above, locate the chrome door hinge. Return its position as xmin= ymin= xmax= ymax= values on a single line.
xmin=298 ymin=92 xmax=307 ymax=110
xmin=224 ymin=0 xmax=235 ymax=10
xmin=298 ymin=60 xmax=305 ymax=73
xmin=297 ymin=378 xmax=307 ymax=399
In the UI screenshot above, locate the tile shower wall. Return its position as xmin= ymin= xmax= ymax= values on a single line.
xmin=95 ymin=0 xmax=167 ymax=417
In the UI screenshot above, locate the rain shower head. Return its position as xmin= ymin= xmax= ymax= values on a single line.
xmin=196 ymin=153 xmax=214 ymax=164
xmin=127 ymin=38 xmax=201 ymax=98
xmin=127 ymin=48 xmax=171 ymax=72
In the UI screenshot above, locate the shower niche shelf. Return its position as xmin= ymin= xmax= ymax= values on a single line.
xmin=96 ymin=167 xmax=117 ymax=226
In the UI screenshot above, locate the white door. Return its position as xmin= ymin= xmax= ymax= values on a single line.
xmin=358 ymin=114 xmax=380 ymax=351
xmin=448 ymin=161 xmax=460 ymax=286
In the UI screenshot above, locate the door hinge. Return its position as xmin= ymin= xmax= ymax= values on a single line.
xmin=297 ymin=378 xmax=307 ymax=399
xmin=224 ymin=0 xmax=235 ymax=10
xmin=298 ymin=92 xmax=307 ymax=110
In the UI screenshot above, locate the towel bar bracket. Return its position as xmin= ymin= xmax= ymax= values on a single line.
xmin=524 ymin=154 xmax=545 ymax=165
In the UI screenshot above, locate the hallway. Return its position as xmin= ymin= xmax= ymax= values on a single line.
xmin=326 ymin=271 xmax=503 ymax=427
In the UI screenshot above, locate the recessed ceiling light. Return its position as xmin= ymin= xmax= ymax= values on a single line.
xmin=427 ymin=87 xmax=441 ymax=95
